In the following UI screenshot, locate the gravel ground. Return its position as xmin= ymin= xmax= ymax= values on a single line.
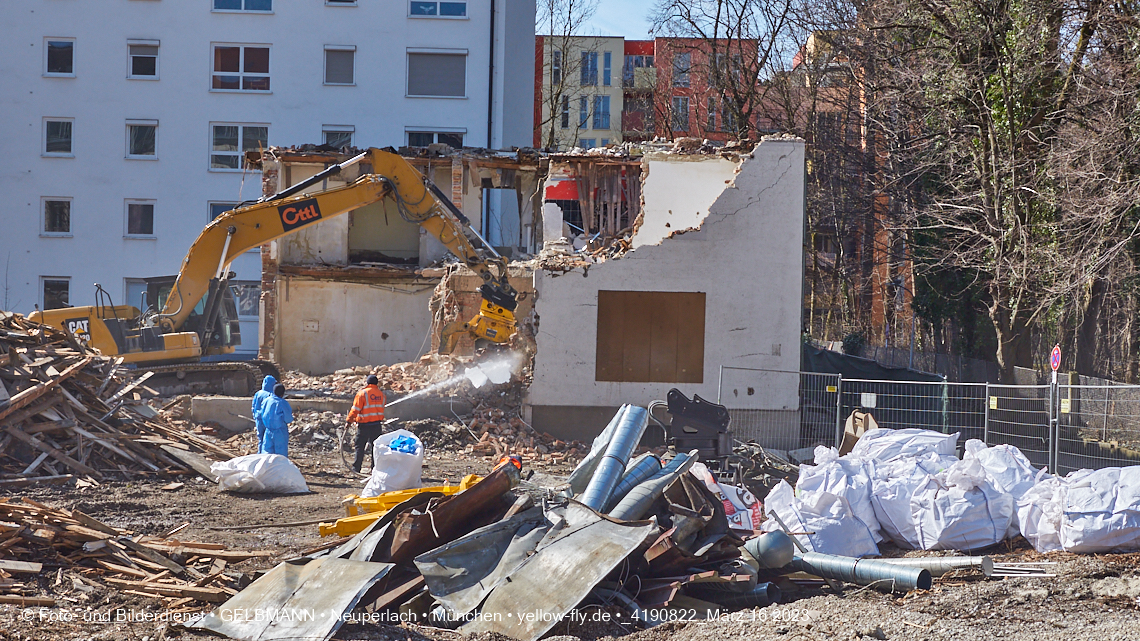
xmin=2 ymin=430 xmax=1138 ymax=641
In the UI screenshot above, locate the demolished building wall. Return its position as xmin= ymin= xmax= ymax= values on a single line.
xmin=526 ymin=139 xmax=806 ymax=443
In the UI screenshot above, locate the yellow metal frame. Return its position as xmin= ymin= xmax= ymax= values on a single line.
xmin=318 ymin=474 xmax=481 ymax=538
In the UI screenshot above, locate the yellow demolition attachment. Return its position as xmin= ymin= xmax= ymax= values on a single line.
xmin=318 ymin=474 xmax=481 ymax=538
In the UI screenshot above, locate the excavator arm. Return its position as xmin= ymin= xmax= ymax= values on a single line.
xmin=158 ymin=148 xmax=516 ymax=353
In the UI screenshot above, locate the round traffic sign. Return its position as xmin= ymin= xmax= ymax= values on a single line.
xmin=1050 ymin=345 xmax=1061 ymax=371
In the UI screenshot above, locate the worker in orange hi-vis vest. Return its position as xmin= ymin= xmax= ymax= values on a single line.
xmin=348 ymin=374 xmax=387 ymax=473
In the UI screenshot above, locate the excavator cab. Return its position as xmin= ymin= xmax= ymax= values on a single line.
xmin=146 ymin=276 xmax=242 ymax=356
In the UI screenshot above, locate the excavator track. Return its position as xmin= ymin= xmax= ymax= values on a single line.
xmin=136 ymin=360 xmax=281 ymax=397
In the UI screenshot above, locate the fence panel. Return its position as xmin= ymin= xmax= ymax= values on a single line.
xmin=837 ymin=380 xmax=987 ymax=443
xmin=984 ymin=384 xmax=1052 ymax=469
xmin=1056 ymin=384 xmax=1140 ymax=475
xmin=717 ymin=367 xmax=840 ymax=450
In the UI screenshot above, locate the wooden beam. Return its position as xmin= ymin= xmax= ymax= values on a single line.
xmin=0 ymin=356 xmax=91 ymax=422
xmin=3 ymin=425 xmax=102 ymax=479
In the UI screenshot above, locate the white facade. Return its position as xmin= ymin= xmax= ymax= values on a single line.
xmin=0 ymin=0 xmax=535 ymax=355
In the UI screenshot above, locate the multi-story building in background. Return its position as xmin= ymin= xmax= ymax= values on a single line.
xmin=2 ymin=0 xmax=534 ymax=356
xmin=533 ymin=35 xmax=624 ymax=150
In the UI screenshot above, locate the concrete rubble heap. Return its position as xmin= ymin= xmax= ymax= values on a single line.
xmin=0 ymin=311 xmax=239 ymax=484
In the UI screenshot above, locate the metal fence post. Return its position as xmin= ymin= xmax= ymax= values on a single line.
xmin=1048 ymin=380 xmax=1058 ymax=473
xmin=983 ymin=382 xmax=990 ymax=445
xmin=835 ymin=375 xmax=844 ymax=449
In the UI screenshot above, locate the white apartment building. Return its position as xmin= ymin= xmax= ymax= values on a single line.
xmin=1 ymin=0 xmax=535 ymax=356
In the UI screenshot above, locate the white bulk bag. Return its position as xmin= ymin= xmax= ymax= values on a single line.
xmin=361 ymin=429 xmax=424 ymax=498
xmin=867 ymin=451 xmax=957 ymax=549
xmin=1016 ymin=472 xmax=1067 ymax=553
xmin=911 ymin=456 xmax=1015 ymax=550
xmin=850 ymin=428 xmax=959 ymax=463
xmin=1060 ymin=467 xmax=1140 ymax=553
xmin=211 ymin=453 xmax=309 ymax=494
xmin=762 ymin=480 xmax=879 ymax=558
xmin=797 ymin=446 xmax=882 ymax=542
xmin=961 ymin=439 xmax=1043 ymax=537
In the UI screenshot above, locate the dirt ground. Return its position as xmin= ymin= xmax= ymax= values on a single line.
xmin=3 ymin=425 xmax=1140 ymax=641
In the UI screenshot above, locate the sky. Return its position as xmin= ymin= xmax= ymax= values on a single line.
xmin=581 ymin=0 xmax=656 ymax=39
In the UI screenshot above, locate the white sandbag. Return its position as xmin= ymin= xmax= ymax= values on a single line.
xmin=211 ymin=453 xmax=309 ymax=494
xmin=911 ymin=456 xmax=1015 ymax=550
xmin=797 ymin=446 xmax=882 ymax=542
xmin=689 ymin=463 xmax=764 ymax=530
xmin=850 ymin=428 xmax=959 ymax=463
xmin=867 ymin=451 xmax=957 ymax=549
xmin=1060 ymin=467 xmax=1140 ymax=553
xmin=361 ymin=429 xmax=424 ymax=498
xmin=1016 ymin=472 xmax=1067 ymax=553
xmin=762 ymin=480 xmax=879 ymax=557
xmin=961 ymin=439 xmax=1043 ymax=537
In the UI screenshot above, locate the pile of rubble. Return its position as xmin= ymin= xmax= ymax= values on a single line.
xmin=0 ymin=311 xmax=239 ymax=484
xmin=0 ymin=497 xmax=272 ymax=610
xmin=464 ymin=407 xmax=587 ymax=464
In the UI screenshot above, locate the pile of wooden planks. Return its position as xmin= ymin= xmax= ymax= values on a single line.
xmin=0 ymin=311 xmax=238 ymax=482
xmin=0 ymin=497 xmax=274 ymax=611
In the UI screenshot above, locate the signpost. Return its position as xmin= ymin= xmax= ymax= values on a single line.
xmin=1049 ymin=344 xmax=1061 ymax=472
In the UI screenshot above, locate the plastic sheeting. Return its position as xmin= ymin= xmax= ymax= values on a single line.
xmin=211 ymin=454 xmax=309 ymax=494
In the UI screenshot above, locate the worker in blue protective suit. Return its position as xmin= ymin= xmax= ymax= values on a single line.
xmin=257 ymin=383 xmax=294 ymax=456
xmin=251 ymin=375 xmax=277 ymax=447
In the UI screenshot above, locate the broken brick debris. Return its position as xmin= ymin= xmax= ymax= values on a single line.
xmin=0 ymin=311 xmax=239 ymax=482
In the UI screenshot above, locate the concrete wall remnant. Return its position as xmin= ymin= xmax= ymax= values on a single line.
xmin=526 ymin=139 xmax=806 ymax=442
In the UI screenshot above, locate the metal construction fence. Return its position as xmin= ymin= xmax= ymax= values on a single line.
xmin=718 ymin=366 xmax=1140 ymax=473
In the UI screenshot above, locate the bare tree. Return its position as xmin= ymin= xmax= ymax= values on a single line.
xmin=536 ymin=0 xmax=602 ymax=150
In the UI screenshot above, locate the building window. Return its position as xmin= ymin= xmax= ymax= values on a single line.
xmin=213 ymin=0 xmax=272 ymax=11
xmin=580 ymin=138 xmax=596 ymax=149
xmin=622 ymin=54 xmax=654 ymax=87
xmin=672 ymin=52 xmax=691 ymax=88
xmin=211 ymin=123 xmax=267 ymax=170
xmin=44 ymin=118 xmax=73 ymax=156
xmin=125 ymin=200 xmax=155 ymax=237
xmin=672 ymin=96 xmax=690 ymax=131
xmin=579 ymin=96 xmax=589 ymax=129
xmin=45 ymin=39 xmax=75 ymax=76
xmin=323 ymin=125 xmax=354 ymax=148
xmin=210 ymin=202 xmax=237 ymax=221
xmin=707 ymin=97 xmax=716 ymax=131
xmin=406 ymin=52 xmax=466 ymax=97
xmin=406 ymin=131 xmax=464 ymax=147
xmin=560 ymin=95 xmax=569 ymax=129
xmin=42 ymin=198 xmax=71 ymax=236
xmin=580 ymin=51 xmax=598 ymax=86
xmin=601 ymin=138 xmax=610 ymax=146
xmin=409 ymin=1 xmax=467 ymax=17
xmin=592 ymin=95 xmax=610 ymax=130
xmin=324 ymin=46 xmax=355 ymax=85
xmin=326 ymin=0 xmax=357 ymax=5
xmin=723 ymin=98 xmax=736 ymax=133
xmin=42 ymin=278 xmax=70 ymax=310
xmin=128 ymin=41 xmax=159 ymax=79
xmin=595 ymin=290 xmax=705 ymax=383
xmin=603 ymin=51 xmax=612 ymax=86
xmin=551 ymin=50 xmax=562 ymax=85
xmin=212 ymin=44 xmax=270 ymax=91
xmin=126 ymin=120 xmax=157 ymax=158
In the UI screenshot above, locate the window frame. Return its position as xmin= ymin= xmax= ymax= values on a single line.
xmin=672 ymin=52 xmax=691 ymax=88
xmin=41 ymin=277 xmax=71 ymax=311
xmin=592 ymin=95 xmax=610 ymax=130
xmin=323 ymin=45 xmax=356 ymax=86
xmin=44 ymin=38 xmax=75 ymax=77
xmin=325 ymin=0 xmax=357 ymax=5
xmin=672 ymin=95 xmax=690 ymax=132
xmin=230 ymin=280 xmax=262 ymax=320
xmin=405 ymin=49 xmax=468 ymax=98
xmin=43 ymin=117 xmax=75 ymax=157
xmin=211 ymin=0 xmax=273 ymax=14
xmin=551 ymin=50 xmax=562 ymax=85
xmin=210 ymin=43 xmax=271 ymax=93
xmin=603 ymin=51 xmax=612 ymax=86
xmin=126 ymin=119 xmax=159 ymax=160
xmin=579 ymin=96 xmax=589 ymax=129
xmin=408 ymin=0 xmax=469 ymax=19
xmin=127 ymin=40 xmax=160 ymax=80
xmin=707 ymin=96 xmax=717 ymax=131
xmin=560 ymin=95 xmax=570 ymax=129
xmin=41 ymin=197 xmax=73 ymax=238
xmin=580 ymin=51 xmax=598 ymax=86
xmin=404 ymin=129 xmax=466 ymax=148
xmin=209 ymin=122 xmax=269 ymax=172
xmin=124 ymin=199 xmax=157 ymax=239
xmin=322 ymin=124 xmax=355 ymax=148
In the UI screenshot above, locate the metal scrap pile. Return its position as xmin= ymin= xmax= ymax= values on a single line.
xmin=0 ymin=311 xmax=239 ymax=484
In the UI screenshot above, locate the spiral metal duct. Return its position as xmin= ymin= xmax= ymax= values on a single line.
xmin=602 ymin=453 xmax=662 ymax=512
xmin=697 ymin=582 xmax=782 ymax=609
xmin=743 ymin=531 xmax=796 ymax=570
xmin=607 ymin=449 xmax=699 ymax=521
xmin=568 ymin=405 xmax=629 ymax=496
xmin=787 ymin=552 xmax=933 ymax=593
xmin=579 ymin=406 xmax=649 ymax=511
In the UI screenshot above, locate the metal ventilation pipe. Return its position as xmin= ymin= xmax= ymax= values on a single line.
xmin=602 ymin=453 xmax=662 ymax=512
xmin=697 ymin=582 xmax=782 ymax=609
xmin=579 ymin=406 xmax=649 ymax=511
xmin=607 ymin=449 xmax=699 ymax=521
xmin=877 ymin=556 xmax=994 ymax=577
xmin=568 ymin=405 xmax=628 ymax=496
xmin=743 ymin=531 xmax=796 ymax=570
xmin=787 ymin=552 xmax=933 ymax=593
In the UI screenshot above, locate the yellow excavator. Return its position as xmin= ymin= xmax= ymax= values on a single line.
xmin=29 ymin=148 xmax=518 ymax=396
